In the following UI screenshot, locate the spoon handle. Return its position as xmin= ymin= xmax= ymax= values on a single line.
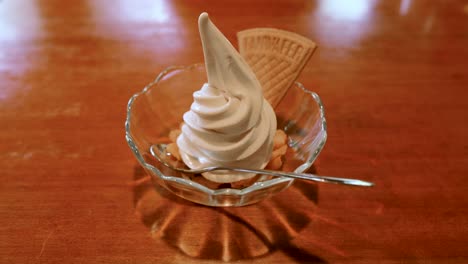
xmin=223 ymin=168 xmax=374 ymax=187
xmin=150 ymin=144 xmax=373 ymax=187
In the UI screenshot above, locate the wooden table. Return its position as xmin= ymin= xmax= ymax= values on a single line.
xmin=1 ymin=0 xmax=467 ymax=263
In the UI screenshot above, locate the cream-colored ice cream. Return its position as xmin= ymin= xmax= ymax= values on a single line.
xmin=176 ymin=13 xmax=277 ymax=183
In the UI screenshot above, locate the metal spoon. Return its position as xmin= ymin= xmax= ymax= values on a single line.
xmin=150 ymin=144 xmax=374 ymax=187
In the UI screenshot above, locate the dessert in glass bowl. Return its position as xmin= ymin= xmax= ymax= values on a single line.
xmin=125 ymin=13 xmax=326 ymax=206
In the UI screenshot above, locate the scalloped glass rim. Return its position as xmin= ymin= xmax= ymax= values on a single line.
xmin=125 ymin=64 xmax=327 ymax=202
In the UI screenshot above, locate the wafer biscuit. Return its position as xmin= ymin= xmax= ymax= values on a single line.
xmin=237 ymin=28 xmax=316 ymax=107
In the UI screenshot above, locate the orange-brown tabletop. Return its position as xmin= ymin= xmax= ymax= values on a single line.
xmin=1 ymin=1 xmax=467 ymax=263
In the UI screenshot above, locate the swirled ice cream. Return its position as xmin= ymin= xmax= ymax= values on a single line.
xmin=176 ymin=13 xmax=277 ymax=183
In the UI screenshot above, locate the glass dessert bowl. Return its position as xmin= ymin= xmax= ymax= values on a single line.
xmin=125 ymin=64 xmax=327 ymax=207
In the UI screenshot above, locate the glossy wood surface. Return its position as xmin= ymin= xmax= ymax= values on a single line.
xmin=1 ymin=0 xmax=468 ymax=263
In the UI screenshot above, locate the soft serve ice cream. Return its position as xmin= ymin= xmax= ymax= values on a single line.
xmin=176 ymin=13 xmax=277 ymax=183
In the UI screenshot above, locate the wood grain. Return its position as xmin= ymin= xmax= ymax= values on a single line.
xmin=1 ymin=0 xmax=467 ymax=263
